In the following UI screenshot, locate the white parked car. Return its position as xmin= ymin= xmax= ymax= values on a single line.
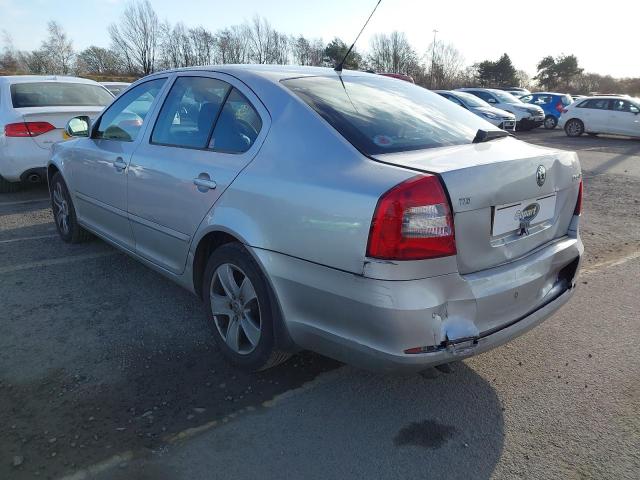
xmin=559 ymin=96 xmax=640 ymax=138
xmin=457 ymin=88 xmax=544 ymax=130
xmin=0 ymin=76 xmax=113 ymax=192
xmin=101 ymin=82 xmax=131 ymax=97
xmin=434 ymin=90 xmax=516 ymax=130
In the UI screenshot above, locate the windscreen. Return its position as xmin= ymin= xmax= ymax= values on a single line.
xmin=493 ymin=90 xmax=522 ymax=104
xmin=455 ymin=91 xmax=490 ymax=108
xmin=282 ymin=75 xmax=494 ymax=155
xmin=11 ymin=82 xmax=114 ymax=108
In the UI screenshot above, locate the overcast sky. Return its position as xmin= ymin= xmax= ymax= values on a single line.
xmin=1 ymin=0 xmax=637 ymax=77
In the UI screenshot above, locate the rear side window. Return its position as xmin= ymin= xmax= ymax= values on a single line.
xmin=533 ymin=95 xmax=552 ymax=105
xmin=209 ymin=88 xmax=262 ymax=153
xmin=283 ymin=76 xmax=490 ymax=155
xmin=578 ymin=99 xmax=611 ymax=110
xmin=11 ymin=82 xmax=113 ymax=108
xmin=151 ymin=77 xmax=230 ymax=149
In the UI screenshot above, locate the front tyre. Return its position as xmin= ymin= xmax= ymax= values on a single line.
xmin=50 ymin=173 xmax=92 ymax=243
xmin=564 ymin=119 xmax=584 ymax=137
xmin=203 ymin=243 xmax=290 ymax=371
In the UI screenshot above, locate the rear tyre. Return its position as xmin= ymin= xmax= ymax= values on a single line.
xmin=564 ymin=119 xmax=584 ymax=137
xmin=203 ymin=242 xmax=291 ymax=371
xmin=50 ymin=173 xmax=92 ymax=243
xmin=0 ymin=175 xmax=21 ymax=193
xmin=544 ymin=115 xmax=558 ymax=129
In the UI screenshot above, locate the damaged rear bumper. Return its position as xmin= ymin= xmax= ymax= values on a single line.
xmin=252 ymin=234 xmax=583 ymax=372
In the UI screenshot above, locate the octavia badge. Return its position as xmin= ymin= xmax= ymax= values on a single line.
xmin=536 ymin=165 xmax=546 ymax=187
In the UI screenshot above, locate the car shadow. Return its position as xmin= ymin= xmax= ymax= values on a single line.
xmin=102 ymin=362 xmax=505 ymax=480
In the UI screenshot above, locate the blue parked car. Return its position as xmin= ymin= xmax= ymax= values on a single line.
xmin=519 ymin=92 xmax=574 ymax=129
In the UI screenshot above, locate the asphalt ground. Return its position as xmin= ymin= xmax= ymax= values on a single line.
xmin=1 ymin=128 xmax=639 ymax=479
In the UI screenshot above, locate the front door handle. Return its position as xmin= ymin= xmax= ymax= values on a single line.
xmin=193 ymin=174 xmax=217 ymax=192
xmin=113 ymin=157 xmax=127 ymax=171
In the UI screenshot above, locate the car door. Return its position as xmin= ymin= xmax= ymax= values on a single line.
xmin=69 ymin=78 xmax=167 ymax=250
xmin=577 ymin=98 xmax=611 ymax=132
xmin=127 ymin=73 xmax=269 ymax=274
xmin=609 ymin=99 xmax=640 ymax=136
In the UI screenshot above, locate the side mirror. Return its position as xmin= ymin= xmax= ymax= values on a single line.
xmin=64 ymin=116 xmax=90 ymax=138
xmin=487 ymin=98 xmax=497 ymax=104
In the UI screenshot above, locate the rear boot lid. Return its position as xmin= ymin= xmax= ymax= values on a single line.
xmin=372 ymin=137 xmax=581 ymax=274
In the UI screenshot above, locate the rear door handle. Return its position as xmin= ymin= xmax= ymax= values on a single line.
xmin=113 ymin=158 xmax=127 ymax=171
xmin=193 ymin=175 xmax=217 ymax=191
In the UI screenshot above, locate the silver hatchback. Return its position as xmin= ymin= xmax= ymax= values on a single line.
xmin=49 ymin=66 xmax=584 ymax=372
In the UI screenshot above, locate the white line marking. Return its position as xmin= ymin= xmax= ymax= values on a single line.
xmin=0 ymin=233 xmax=58 ymax=244
xmin=581 ymin=250 xmax=640 ymax=275
xmin=0 ymin=197 xmax=49 ymax=207
xmin=57 ymin=451 xmax=134 ymax=480
xmin=0 ymin=251 xmax=118 ymax=274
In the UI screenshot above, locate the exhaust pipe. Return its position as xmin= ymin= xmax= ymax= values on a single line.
xmin=26 ymin=173 xmax=41 ymax=184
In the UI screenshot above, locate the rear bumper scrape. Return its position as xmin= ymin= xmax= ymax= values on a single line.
xmin=252 ymin=235 xmax=583 ymax=372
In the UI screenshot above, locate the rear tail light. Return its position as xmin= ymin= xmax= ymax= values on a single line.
xmin=574 ymin=179 xmax=583 ymax=215
xmin=555 ymin=101 xmax=564 ymax=113
xmin=366 ymin=174 xmax=456 ymax=260
xmin=4 ymin=122 xmax=56 ymax=137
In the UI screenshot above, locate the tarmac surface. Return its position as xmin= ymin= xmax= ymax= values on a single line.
xmin=1 ymin=128 xmax=638 ymax=479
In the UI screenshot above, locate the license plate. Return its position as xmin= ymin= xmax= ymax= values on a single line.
xmin=492 ymin=194 xmax=556 ymax=236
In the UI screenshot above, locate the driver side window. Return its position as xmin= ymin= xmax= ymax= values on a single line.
xmin=94 ymin=79 xmax=166 ymax=142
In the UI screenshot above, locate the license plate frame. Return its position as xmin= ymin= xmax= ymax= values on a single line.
xmin=492 ymin=193 xmax=556 ymax=237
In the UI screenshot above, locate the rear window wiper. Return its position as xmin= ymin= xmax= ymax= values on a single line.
xmin=472 ymin=129 xmax=511 ymax=143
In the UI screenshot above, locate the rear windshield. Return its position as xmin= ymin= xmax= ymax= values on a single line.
xmin=282 ymin=75 xmax=493 ymax=155
xmin=11 ymin=82 xmax=114 ymax=108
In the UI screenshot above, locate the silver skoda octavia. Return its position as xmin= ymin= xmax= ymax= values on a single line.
xmin=49 ymin=66 xmax=583 ymax=372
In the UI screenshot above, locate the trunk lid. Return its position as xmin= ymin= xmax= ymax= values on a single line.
xmin=19 ymin=106 xmax=104 ymax=150
xmin=373 ymin=137 xmax=581 ymax=274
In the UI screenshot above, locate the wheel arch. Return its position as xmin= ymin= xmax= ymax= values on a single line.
xmin=47 ymin=163 xmax=61 ymax=187
xmin=191 ymin=228 xmax=297 ymax=352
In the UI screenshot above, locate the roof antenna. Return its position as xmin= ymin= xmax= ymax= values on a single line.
xmin=334 ymin=0 xmax=382 ymax=73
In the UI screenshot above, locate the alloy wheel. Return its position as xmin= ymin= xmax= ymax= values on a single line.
xmin=52 ymin=182 xmax=70 ymax=235
xmin=566 ymin=120 xmax=583 ymax=136
xmin=210 ymin=263 xmax=261 ymax=354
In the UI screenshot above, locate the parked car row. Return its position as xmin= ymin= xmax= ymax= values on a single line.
xmin=436 ymin=87 xmax=544 ymax=131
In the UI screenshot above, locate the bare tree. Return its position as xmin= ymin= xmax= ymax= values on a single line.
xmin=77 ymin=46 xmax=123 ymax=75
xmin=246 ymin=15 xmax=274 ymax=64
xmin=291 ymin=36 xmax=324 ymax=66
xmin=215 ymin=25 xmax=250 ymax=64
xmin=189 ymin=26 xmax=215 ymax=66
xmin=0 ymin=30 xmax=19 ymax=72
xmin=308 ymin=38 xmax=325 ymax=66
xmin=425 ymin=40 xmax=465 ymax=89
xmin=39 ymin=21 xmax=75 ymax=74
xmin=108 ymin=0 xmax=160 ymax=75
xmin=368 ymin=31 xmax=418 ymax=74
